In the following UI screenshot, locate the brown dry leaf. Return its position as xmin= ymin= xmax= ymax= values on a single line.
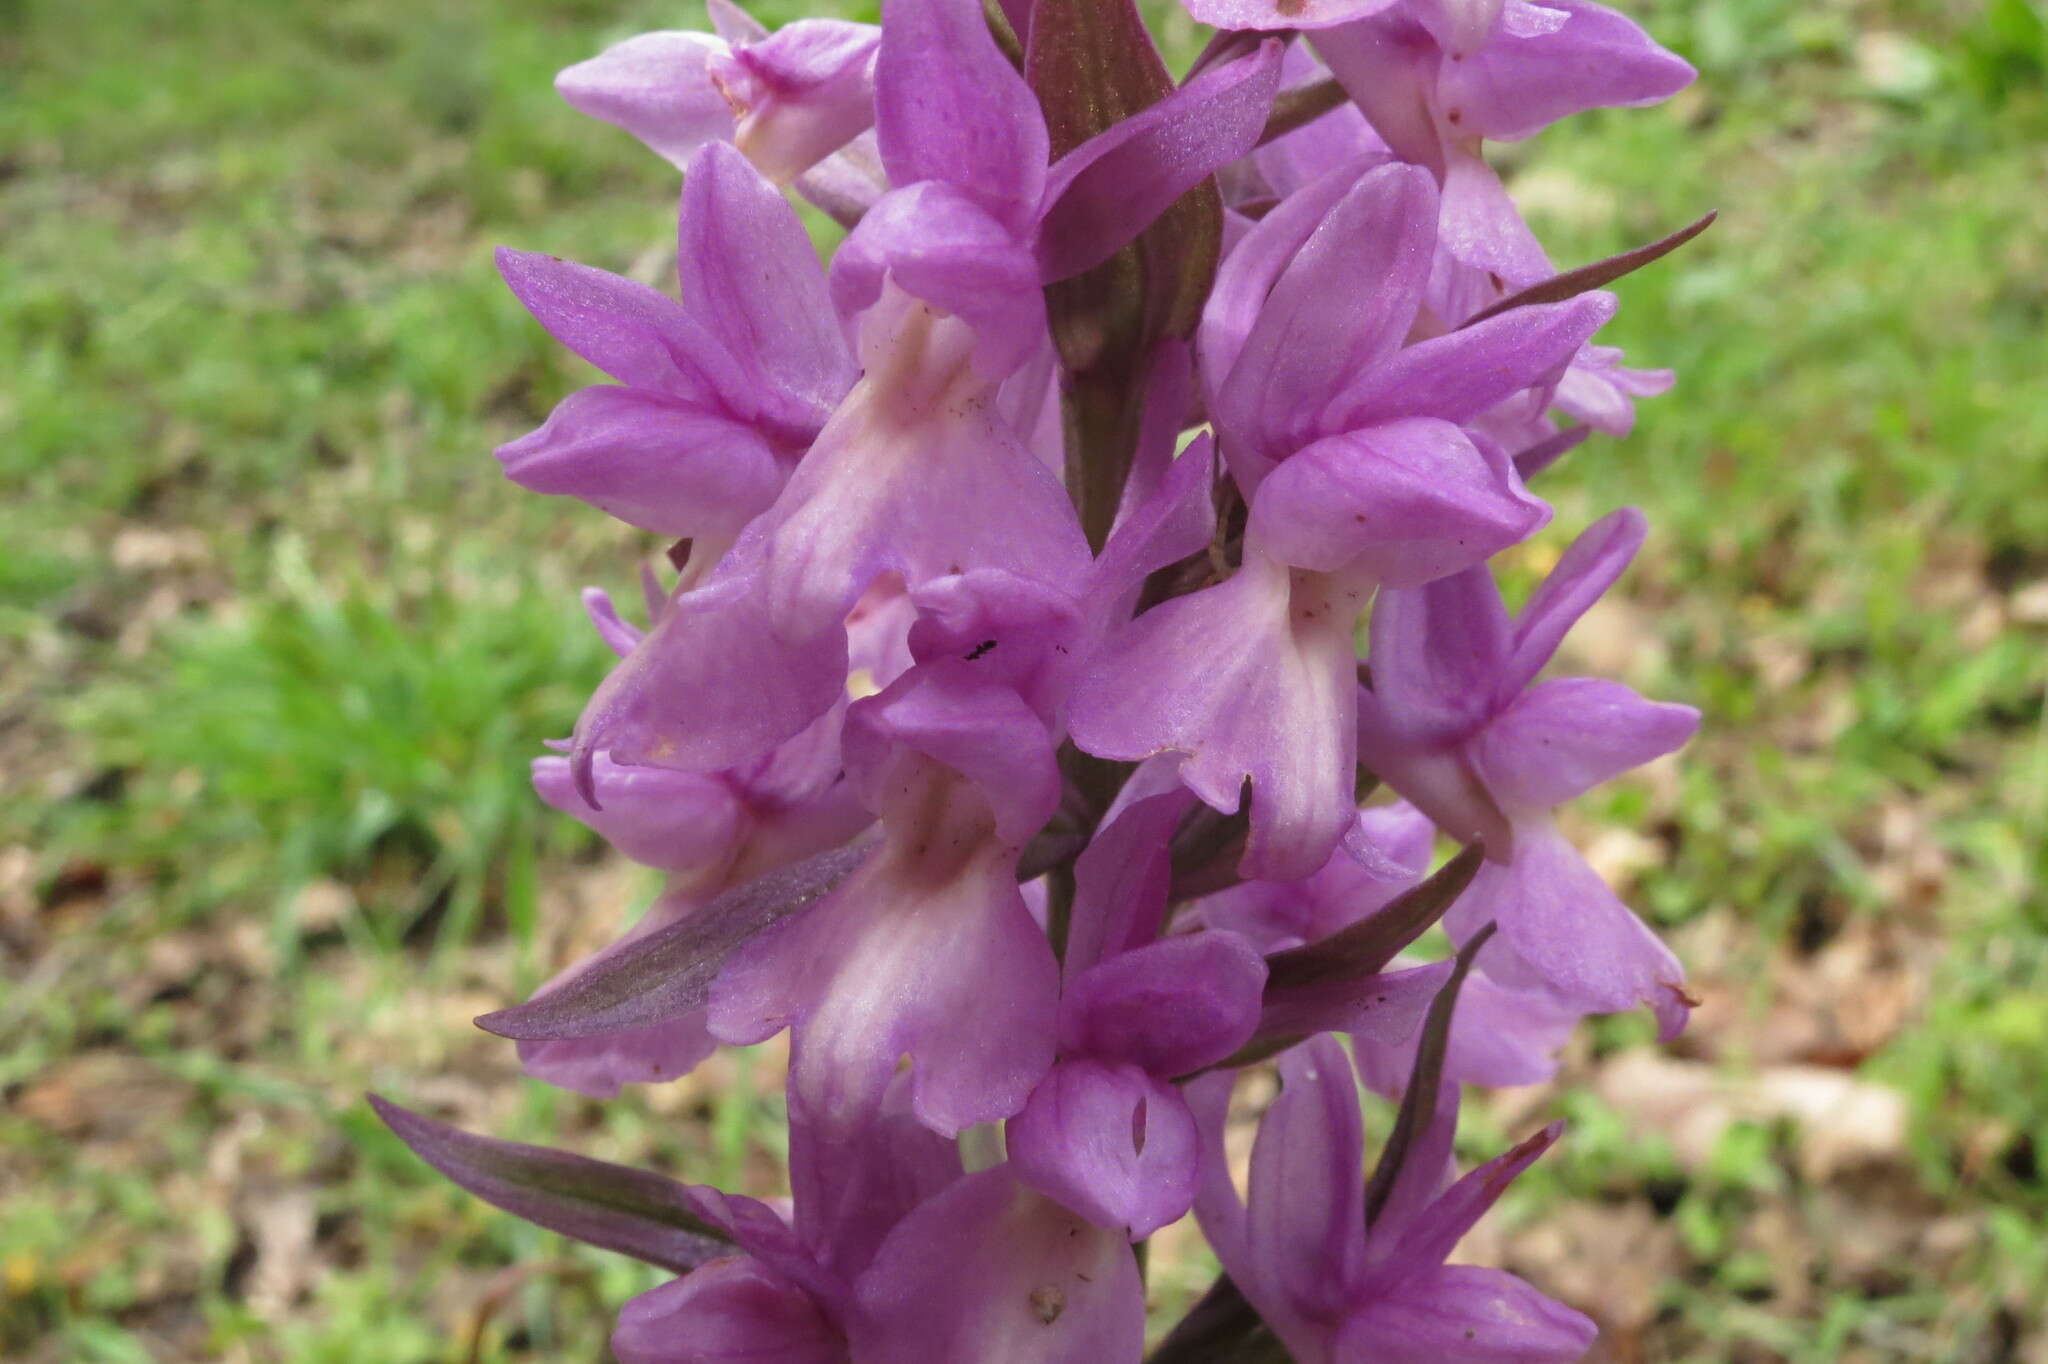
xmin=110 ymin=526 xmax=211 ymax=572
xmin=12 ymin=1052 xmax=193 ymax=1141
xmin=2011 ymin=578 xmax=2048 ymax=624
xmin=1501 ymin=1201 xmax=1679 ymax=1353
xmin=1593 ymin=1050 xmax=1908 ymax=1179
xmin=1754 ymin=1066 xmax=1908 ymax=1180
xmin=236 ymin=1187 xmax=318 ymax=1323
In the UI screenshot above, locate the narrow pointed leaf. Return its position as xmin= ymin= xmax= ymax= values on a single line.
xmin=1263 ymin=842 xmax=1485 ymax=993
xmin=1362 ymin=922 xmax=1495 ymax=1227
xmin=478 ymin=837 xmax=875 ymax=1041
xmin=1511 ymin=425 xmax=1591 ymax=481
xmin=369 ymin=1096 xmax=732 ymax=1273
xmin=1462 ymin=210 xmax=1716 ymax=327
xmin=1257 ymin=76 xmax=1346 ymax=146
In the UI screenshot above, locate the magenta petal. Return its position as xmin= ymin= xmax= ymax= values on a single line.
xmin=612 ymin=1259 xmax=846 ymax=1364
xmin=532 ymin=753 xmax=743 ymax=872
xmin=1451 ymin=819 xmax=1689 ymax=1035
xmin=1249 ymin=1037 xmax=1369 ymax=1319
xmin=1335 ymin=1264 xmax=1597 ymax=1362
xmin=1328 ymin=293 xmax=1617 ymax=430
xmin=1008 ymin=1060 xmax=1201 ymax=1239
xmin=1439 ymin=151 xmax=1556 ymax=290
xmin=572 ymin=565 xmax=850 ymax=777
xmin=518 ymin=1015 xmax=719 ymax=1102
xmin=1201 ymin=156 xmax=1382 ymax=462
xmin=1381 ymin=1123 xmax=1562 ymax=1274
xmin=1359 ymin=967 xmax=1578 ymax=1091
xmin=495 ymin=385 xmax=787 ymax=540
xmin=581 ymin=586 xmax=643 ymax=659
xmin=707 ymin=0 xmax=768 ymax=44
xmin=1470 ymin=677 xmax=1699 ymax=811
xmin=1310 ymin=10 xmax=1448 ymax=169
xmin=556 ymin=31 xmax=736 ymax=171
xmin=754 ymin=292 xmax=1089 ymax=630
xmin=1187 ymin=1068 xmax=1250 ymax=1269
xmin=1061 ymin=933 xmax=1268 ymax=1078
xmin=1363 ymin=566 xmax=1514 ymax=743
xmin=677 ymin=142 xmax=856 ymax=438
xmin=715 ymin=19 xmax=880 ymax=183
xmin=1036 ymin=40 xmax=1283 ymax=283
xmin=709 ymin=858 xmax=1058 ymax=1135
xmin=1353 ymin=721 xmax=1515 ymax=855
xmin=495 ymin=247 xmax=730 ymax=402
xmin=1062 ymin=788 xmax=1191 ymax=977
xmin=1219 ymin=163 xmax=1439 ymax=464
xmin=903 ymin=569 xmax=1083 ymax=727
xmin=1248 ymin=419 xmax=1549 ymax=588
xmin=1091 ymin=432 xmax=1217 ymax=625
xmin=1347 ymin=801 xmax=1439 ymax=882
xmin=850 ymin=1166 xmax=1145 ymax=1362
xmin=786 ymin=1073 xmax=963 ymax=1284
xmin=843 ymin=663 xmax=1062 ymax=847
xmin=1500 ymin=506 xmax=1645 ymax=697
xmin=1440 ymin=0 xmax=1695 ymax=142
xmin=1186 ymin=0 xmax=1402 ymax=31
xmin=831 ymin=182 xmax=1046 ymax=378
xmin=1070 ymin=554 xmax=1362 ymax=882
xmin=873 ymin=0 xmax=1047 ymax=234
xmin=1200 ymin=806 xmax=1430 ymax=951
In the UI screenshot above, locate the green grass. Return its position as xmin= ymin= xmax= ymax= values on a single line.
xmin=3 ymin=0 xmax=2046 ymax=1359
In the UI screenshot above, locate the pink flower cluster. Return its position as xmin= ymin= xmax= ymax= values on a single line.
xmin=377 ymin=1 xmax=1707 ymax=1358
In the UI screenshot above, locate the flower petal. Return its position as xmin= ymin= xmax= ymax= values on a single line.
xmin=612 ymin=1259 xmax=846 ymax=1364
xmin=1036 ymin=40 xmax=1282 ymax=283
xmin=1470 ymin=677 xmax=1699 ymax=811
xmin=831 ymin=181 xmax=1046 ymax=378
xmin=1217 ymin=163 xmax=1439 ymax=467
xmin=1202 ymin=156 xmax=1381 ymax=464
xmin=1186 ymin=0 xmax=1403 ymax=31
xmin=1449 ymin=818 xmax=1690 ymax=1037
xmin=1437 ymin=0 xmax=1694 ymax=142
xmin=677 ymin=142 xmax=857 ymax=438
xmin=495 ymin=385 xmax=787 ymax=541
xmin=496 ymin=246 xmax=732 ymax=401
xmin=1246 ymin=1036 xmax=1369 ymax=1323
xmin=556 ymin=31 xmax=736 ymax=171
xmin=532 ymin=753 xmax=744 ymax=872
xmin=1062 ymin=787 xmax=1191 ymax=977
xmin=1008 ymin=1060 xmax=1200 ymax=1239
xmin=1248 ymin=419 xmax=1549 ymax=588
xmin=850 ymin=1166 xmax=1145 ymax=1362
xmin=1499 ymin=506 xmax=1644 ymax=698
xmin=1061 ymin=932 xmax=1268 ymax=1078
xmin=518 ymin=1015 xmax=720 ymax=1102
xmin=1334 ymin=1263 xmax=1597 ymax=1362
xmin=710 ymin=854 xmax=1057 ymax=1135
xmin=873 ymin=0 xmax=1047 ymax=234
xmin=1324 ymin=292 xmax=1616 ymax=430
xmin=1362 ymin=565 xmax=1514 ymax=744
xmin=1070 ymin=553 xmax=1362 ymax=882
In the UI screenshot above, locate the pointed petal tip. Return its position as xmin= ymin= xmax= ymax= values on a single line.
xmin=473 ymin=1008 xmax=518 ymax=1039
xmin=570 ymin=738 xmax=604 ymax=812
